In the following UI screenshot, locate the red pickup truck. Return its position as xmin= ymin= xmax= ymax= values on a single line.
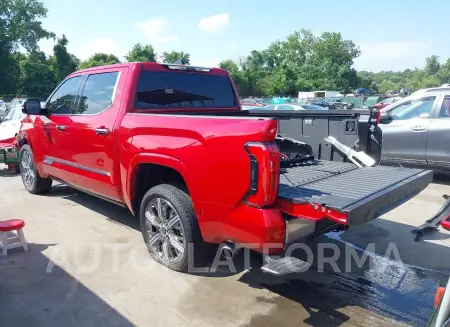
xmin=18 ymin=62 xmax=433 ymax=274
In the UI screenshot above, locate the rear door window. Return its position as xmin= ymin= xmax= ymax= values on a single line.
xmin=77 ymin=72 xmax=119 ymax=115
xmin=135 ymin=71 xmax=236 ymax=109
xmin=438 ymin=95 xmax=450 ymax=118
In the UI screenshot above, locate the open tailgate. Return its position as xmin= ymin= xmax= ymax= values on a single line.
xmin=277 ymin=161 xmax=433 ymax=226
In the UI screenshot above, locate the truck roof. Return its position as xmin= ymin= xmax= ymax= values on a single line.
xmin=75 ymin=62 xmax=229 ymax=76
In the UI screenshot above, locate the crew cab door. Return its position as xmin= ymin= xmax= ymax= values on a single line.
xmin=426 ymin=94 xmax=450 ymax=169
xmin=38 ymin=75 xmax=85 ymax=182
xmin=379 ymin=95 xmax=438 ymax=165
xmin=62 ymin=68 xmax=127 ymax=201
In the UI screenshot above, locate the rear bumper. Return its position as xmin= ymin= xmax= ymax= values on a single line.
xmin=199 ymin=164 xmax=433 ymax=254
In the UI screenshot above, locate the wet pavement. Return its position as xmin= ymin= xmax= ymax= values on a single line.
xmin=1 ymin=168 xmax=450 ymax=326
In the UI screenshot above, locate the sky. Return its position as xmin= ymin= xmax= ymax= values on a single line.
xmin=38 ymin=0 xmax=450 ymax=72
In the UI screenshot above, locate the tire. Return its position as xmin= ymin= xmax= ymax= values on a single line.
xmin=139 ymin=184 xmax=213 ymax=272
xmin=19 ymin=144 xmax=52 ymax=194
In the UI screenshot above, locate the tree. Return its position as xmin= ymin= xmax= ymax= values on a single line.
xmin=219 ymin=59 xmax=250 ymax=96
xmin=49 ymin=34 xmax=79 ymax=82
xmin=18 ymin=51 xmax=55 ymax=97
xmin=125 ymin=43 xmax=157 ymax=62
xmin=79 ymin=53 xmax=121 ymax=69
xmin=162 ymin=51 xmax=190 ymax=64
xmin=425 ymin=55 xmax=440 ymax=75
xmin=223 ymin=29 xmax=361 ymax=97
xmin=0 ymin=0 xmax=54 ymax=94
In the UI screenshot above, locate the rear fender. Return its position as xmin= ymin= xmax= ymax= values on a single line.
xmin=124 ymin=153 xmax=195 ymax=214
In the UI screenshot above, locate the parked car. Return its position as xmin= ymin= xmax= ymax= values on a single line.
xmin=18 ymin=62 xmax=432 ymax=275
xmin=370 ymin=97 xmax=402 ymax=110
xmin=0 ymin=103 xmax=26 ymax=142
xmin=0 ymin=100 xmax=7 ymax=121
xmin=241 ymin=98 xmax=265 ymax=107
xmin=310 ymin=99 xmax=335 ymax=109
xmin=256 ymin=104 xmax=326 ymax=111
xmin=329 ymin=99 xmax=355 ymax=109
xmin=379 ymin=90 xmax=450 ymax=170
xmin=6 ymin=97 xmax=26 ymax=111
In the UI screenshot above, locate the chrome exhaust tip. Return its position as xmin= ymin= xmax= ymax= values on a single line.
xmin=220 ymin=243 xmax=238 ymax=260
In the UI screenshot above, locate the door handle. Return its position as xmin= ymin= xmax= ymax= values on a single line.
xmin=95 ymin=128 xmax=110 ymax=136
xmin=410 ymin=125 xmax=427 ymax=132
xmin=56 ymin=125 xmax=66 ymax=131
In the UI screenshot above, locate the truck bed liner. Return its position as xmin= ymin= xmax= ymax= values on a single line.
xmin=278 ymin=161 xmax=433 ymax=226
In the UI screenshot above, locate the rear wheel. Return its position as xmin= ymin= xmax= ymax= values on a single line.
xmin=19 ymin=145 xmax=52 ymax=194
xmin=140 ymin=184 xmax=213 ymax=272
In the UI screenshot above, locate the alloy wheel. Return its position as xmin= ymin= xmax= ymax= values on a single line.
xmin=145 ymin=197 xmax=186 ymax=264
xmin=21 ymin=151 xmax=35 ymax=189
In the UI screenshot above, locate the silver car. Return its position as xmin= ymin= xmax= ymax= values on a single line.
xmin=379 ymin=90 xmax=450 ymax=170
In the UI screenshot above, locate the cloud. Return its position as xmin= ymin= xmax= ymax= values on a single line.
xmin=354 ymin=41 xmax=431 ymax=72
xmin=74 ymin=38 xmax=122 ymax=60
xmin=136 ymin=18 xmax=178 ymax=43
xmin=198 ymin=13 xmax=229 ymax=33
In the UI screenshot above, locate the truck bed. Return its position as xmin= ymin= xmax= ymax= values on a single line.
xmin=278 ymin=161 xmax=433 ymax=226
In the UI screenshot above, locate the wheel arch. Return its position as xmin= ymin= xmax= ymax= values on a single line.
xmin=125 ymin=153 xmax=195 ymax=215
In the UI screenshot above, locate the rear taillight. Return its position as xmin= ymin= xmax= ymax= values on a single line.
xmin=244 ymin=142 xmax=280 ymax=208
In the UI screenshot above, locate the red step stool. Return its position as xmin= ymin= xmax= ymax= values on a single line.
xmin=0 ymin=219 xmax=28 ymax=255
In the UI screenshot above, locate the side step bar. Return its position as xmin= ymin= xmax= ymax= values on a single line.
xmin=261 ymin=256 xmax=310 ymax=275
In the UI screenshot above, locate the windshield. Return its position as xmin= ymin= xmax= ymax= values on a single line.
xmin=135 ymin=71 xmax=237 ymax=109
xmin=3 ymin=106 xmax=25 ymax=122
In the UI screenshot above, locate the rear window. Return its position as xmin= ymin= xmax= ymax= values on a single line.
xmin=134 ymin=71 xmax=236 ymax=109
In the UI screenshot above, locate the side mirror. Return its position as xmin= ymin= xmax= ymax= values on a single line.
xmin=379 ymin=113 xmax=393 ymax=124
xmin=22 ymin=99 xmax=42 ymax=115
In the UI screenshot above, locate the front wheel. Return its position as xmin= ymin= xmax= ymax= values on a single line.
xmin=140 ymin=184 xmax=213 ymax=272
xmin=19 ymin=145 xmax=52 ymax=194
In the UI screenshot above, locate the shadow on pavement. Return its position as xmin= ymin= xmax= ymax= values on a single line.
xmin=44 ymin=184 xmax=140 ymax=231
xmin=432 ymin=172 xmax=450 ymax=186
xmin=0 ymin=243 xmax=134 ymax=327
xmin=0 ymin=170 xmax=19 ymax=178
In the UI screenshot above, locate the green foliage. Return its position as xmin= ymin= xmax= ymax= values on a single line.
xmin=161 ymin=51 xmax=190 ymax=64
xmin=2 ymin=2 xmax=450 ymax=100
xmin=219 ymin=29 xmax=361 ymax=96
xmin=0 ymin=0 xmax=54 ymax=95
xmin=49 ymin=34 xmax=79 ymax=82
xmin=125 ymin=43 xmax=157 ymax=62
xmin=79 ymin=53 xmax=121 ymax=69
xmin=18 ymin=50 xmax=55 ymax=96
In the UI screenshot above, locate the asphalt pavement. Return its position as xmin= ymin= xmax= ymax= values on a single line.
xmin=0 ymin=166 xmax=449 ymax=327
